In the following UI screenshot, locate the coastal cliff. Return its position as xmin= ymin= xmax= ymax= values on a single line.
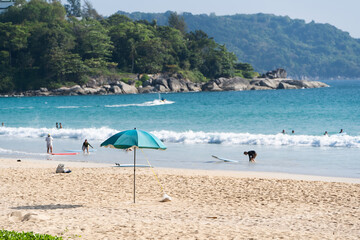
xmin=1 ymin=73 xmax=329 ymax=97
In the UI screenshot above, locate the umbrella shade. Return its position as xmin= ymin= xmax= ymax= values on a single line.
xmin=100 ymin=128 xmax=166 ymax=203
xmin=100 ymin=129 xmax=167 ymax=150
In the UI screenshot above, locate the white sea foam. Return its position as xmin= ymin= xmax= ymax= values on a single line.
xmin=0 ymin=127 xmax=359 ymax=148
xmin=0 ymin=147 xmax=47 ymax=156
xmin=56 ymin=106 xmax=81 ymax=109
xmin=152 ymin=130 xmax=360 ymax=148
xmin=0 ymin=127 xmax=118 ymax=141
xmin=105 ymin=99 xmax=174 ymax=108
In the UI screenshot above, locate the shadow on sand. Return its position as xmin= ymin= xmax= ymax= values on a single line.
xmin=11 ymin=204 xmax=83 ymax=210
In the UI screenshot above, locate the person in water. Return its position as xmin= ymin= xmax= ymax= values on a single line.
xmin=82 ymin=139 xmax=93 ymax=153
xmin=282 ymin=129 xmax=286 ymax=134
xmin=244 ymin=150 xmax=257 ymax=162
xmin=324 ymin=131 xmax=328 ymax=136
xmin=339 ymin=129 xmax=343 ymax=133
xmin=45 ymin=134 xmax=53 ymax=154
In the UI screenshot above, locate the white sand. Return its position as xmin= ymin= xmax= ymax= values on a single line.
xmin=0 ymin=158 xmax=359 ymax=239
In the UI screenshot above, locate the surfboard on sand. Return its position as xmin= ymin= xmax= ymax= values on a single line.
xmin=211 ymin=155 xmax=239 ymax=163
xmin=51 ymin=152 xmax=80 ymax=155
xmin=114 ymin=163 xmax=152 ymax=168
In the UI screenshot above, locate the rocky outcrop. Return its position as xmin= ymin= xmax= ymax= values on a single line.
xmin=261 ymin=68 xmax=287 ymax=79
xmin=1 ymin=72 xmax=329 ymax=97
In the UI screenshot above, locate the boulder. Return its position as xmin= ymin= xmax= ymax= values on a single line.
xmin=277 ymin=82 xmax=298 ymax=90
xmin=261 ymin=68 xmax=287 ymax=79
xmin=167 ymin=78 xmax=189 ymax=92
xmin=282 ymin=80 xmax=328 ymax=88
xmin=83 ymin=87 xmax=102 ymax=94
xmin=250 ymin=79 xmax=280 ymax=89
xmin=69 ymin=85 xmax=85 ymax=95
xmin=111 ymin=85 xmax=122 ymax=94
xmin=142 ymin=79 xmax=153 ymax=87
xmin=138 ymin=86 xmax=156 ymax=94
xmin=214 ymin=77 xmax=250 ymax=91
xmin=86 ymin=79 xmax=98 ymax=88
xmin=187 ymin=82 xmax=202 ymax=92
xmin=155 ymin=84 xmax=170 ymax=92
xmin=54 ymin=87 xmax=71 ymax=95
xmin=153 ymin=78 xmax=169 ymax=89
xmin=119 ymin=82 xmax=138 ymax=94
xmin=249 ymin=85 xmax=273 ymax=90
xmin=201 ymin=81 xmax=222 ymax=91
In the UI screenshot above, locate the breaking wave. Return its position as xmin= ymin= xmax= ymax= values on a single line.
xmin=0 ymin=127 xmax=359 ymax=148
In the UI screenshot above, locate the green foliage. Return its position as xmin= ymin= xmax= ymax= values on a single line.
xmin=0 ymin=1 xmax=256 ymax=93
xmin=120 ymin=11 xmax=360 ymax=78
xmin=178 ymin=70 xmax=207 ymax=83
xmin=140 ymin=74 xmax=150 ymax=82
xmin=0 ymin=230 xmax=63 ymax=239
xmin=168 ymin=12 xmax=187 ymax=35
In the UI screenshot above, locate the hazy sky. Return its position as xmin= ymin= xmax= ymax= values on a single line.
xmin=72 ymin=0 xmax=360 ymax=38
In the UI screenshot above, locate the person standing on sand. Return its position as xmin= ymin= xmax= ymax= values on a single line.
xmin=46 ymin=134 xmax=53 ymax=154
xmin=82 ymin=139 xmax=93 ymax=153
xmin=244 ymin=150 xmax=257 ymax=162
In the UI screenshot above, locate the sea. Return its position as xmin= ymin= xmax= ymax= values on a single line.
xmin=0 ymin=79 xmax=359 ymax=178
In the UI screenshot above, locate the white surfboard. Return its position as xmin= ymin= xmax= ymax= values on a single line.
xmin=114 ymin=163 xmax=152 ymax=168
xmin=211 ymin=155 xmax=239 ymax=163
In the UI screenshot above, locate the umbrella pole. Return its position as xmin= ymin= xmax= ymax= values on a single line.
xmin=134 ymin=147 xmax=136 ymax=203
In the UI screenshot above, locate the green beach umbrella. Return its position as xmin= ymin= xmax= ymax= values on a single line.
xmin=100 ymin=128 xmax=167 ymax=203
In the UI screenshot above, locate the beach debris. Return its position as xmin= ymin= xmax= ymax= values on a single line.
xmin=56 ymin=164 xmax=72 ymax=173
xmin=160 ymin=193 xmax=172 ymax=202
xmin=17 ymin=159 xmax=21 ymax=162
xmin=206 ymin=216 xmax=218 ymax=219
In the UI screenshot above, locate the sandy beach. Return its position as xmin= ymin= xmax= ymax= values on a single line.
xmin=0 ymin=158 xmax=359 ymax=239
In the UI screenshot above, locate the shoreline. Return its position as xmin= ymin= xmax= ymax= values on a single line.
xmin=2 ymin=157 xmax=359 ymax=184
xmin=1 ymin=157 xmax=359 ymax=239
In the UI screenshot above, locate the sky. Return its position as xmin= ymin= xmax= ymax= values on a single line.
xmin=69 ymin=0 xmax=360 ymax=39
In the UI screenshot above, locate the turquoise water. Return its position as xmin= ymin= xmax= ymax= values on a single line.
xmin=0 ymin=80 xmax=359 ymax=178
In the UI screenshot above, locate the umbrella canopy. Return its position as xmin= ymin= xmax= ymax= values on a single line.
xmin=100 ymin=128 xmax=166 ymax=203
xmin=100 ymin=129 xmax=166 ymax=150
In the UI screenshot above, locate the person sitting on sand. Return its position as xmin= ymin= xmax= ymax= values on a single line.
xmin=82 ymin=139 xmax=93 ymax=153
xmin=244 ymin=150 xmax=257 ymax=162
xmin=45 ymin=134 xmax=53 ymax=154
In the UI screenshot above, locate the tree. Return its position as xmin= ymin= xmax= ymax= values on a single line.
xmin=72 ymin=19 xmax=114 ymax=67
xmin=64 ymin=0 xmax=81 ymax=17
xmin=0 ymin=23 xmax=28 ymax=67
xmin=82 ymin=0 xmax=102 ymax=20
xmin=168 ymin=12 xmax=187 ymax=35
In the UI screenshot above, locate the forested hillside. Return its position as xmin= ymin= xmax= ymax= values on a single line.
xmin=118 ymin=11 xmax=360 ymax=78
xmin=0 ymin=0 xmax=255 ymax=93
